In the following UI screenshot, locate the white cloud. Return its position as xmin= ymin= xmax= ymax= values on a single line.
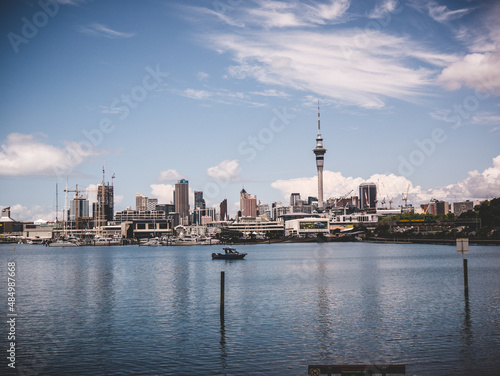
xmin=183 ymin=89 xmax=213 ymax=100
xmin=425 ymin=1 xmax=473 ymax=23
xmin=206 ymin=159 xmax=240 ymax=180
xmin=272 ymin=155 xmax=500 ymax=207
xmin=158 ymin=169 xmax=184 ymax=182
xmin=150 ymin=184 xmax=175 ymax=204
xmin=0 ymin=133 xmax=102 ymax=177
xmin=78 ymin=23 xmax=135 ymax=39
xmin=197 ymin=71 xmax=210 ymax=80
xmin=6 ymin=204 xmax=56 ymax=223
xmin=368 ymin=0 xmax=400 ymax=19
xmin=251 ymin=89 xmax=289 ymax=97
xmin=436 ymin=3 xmax=500 ymax=94
xmin=436 ymin=52 xmax=500 ymax=93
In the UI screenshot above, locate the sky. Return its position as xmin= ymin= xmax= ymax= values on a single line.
xmin=1 ymin=0 xmax=500 ymax=222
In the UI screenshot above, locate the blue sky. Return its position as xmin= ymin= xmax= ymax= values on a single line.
xmin=1 ymin=0 xmax=499 ymax=221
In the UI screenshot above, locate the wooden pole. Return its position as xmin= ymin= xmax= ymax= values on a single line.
xmin=220 ymin=271 xmax=225 ymax=318
xmin=463 ymin=258 xmax=468 ymax=294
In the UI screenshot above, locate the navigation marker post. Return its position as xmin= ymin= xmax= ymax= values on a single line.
xmin=456 ymin=238 xmax=469 ymax=294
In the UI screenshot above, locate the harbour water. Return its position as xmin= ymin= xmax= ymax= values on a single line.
xmin=1 ymin=242 xmax=499 ymax=375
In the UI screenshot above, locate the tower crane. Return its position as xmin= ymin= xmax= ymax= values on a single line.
xmin=402 ymin=184 xmax=410 ymax=208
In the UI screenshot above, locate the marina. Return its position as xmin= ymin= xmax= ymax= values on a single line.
xmin=1 ymin=242 xmax=499 ymax=375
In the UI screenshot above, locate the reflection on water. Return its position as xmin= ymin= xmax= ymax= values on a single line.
xmin=1 ymin=243 xmax=499 ymax=375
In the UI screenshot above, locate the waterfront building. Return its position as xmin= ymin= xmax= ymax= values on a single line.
xmin=330 ymin=208 xmax=378 ymax=225
xmin=359 ymin=183 xmax=377 ymax=212
xmin=240 ymin=188 xmax=257 ymax=218
xmin=114 ymin=209 xmax=167 ymax=224
xmin=131 ymin=218 xmax=173 ymax=239
xmin=313 ymin=101 xmax=326 ymax=210
xmin=174 ymin=179 xmax=190 ymax=225
xmin=0 ymin=207 xmax=22 ymax=235
xmin=227 ymin=216 xmax=284 ymax=238
xmin=284 ymin=218 xmax=330 ymax=237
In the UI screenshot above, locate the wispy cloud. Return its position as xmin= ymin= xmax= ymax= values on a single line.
xmin=197 ymin=0 xmax=351 ymax=29
xmin=250 ymin=89 xmax=289 ymax=97
xmin=79 ymin=23 xmax=135 ymax=39
xmin=426 ymin=1 xmax=473 ymax=23
xmin=368 ymin=0 xmax=400 ymax=19
xmin=210 ymin=28 xmax=454 ymax=108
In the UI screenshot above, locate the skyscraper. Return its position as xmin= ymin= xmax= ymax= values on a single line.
xmin=93 ymin=183 xmax=114 ymax=226
xmin=290 ymin=193 xmax=301 ymax=207
xmin=69 ymin=196 xmax=89 ymax=221
xmin=220 ymin=199 xmax=228 ymax=221
xmin=359 ymin=183 xmax=377 ymax=212
xmin=240 ymin=188 xmax=257 ymax=218
xmin=313 ymin=101 xmax=327 ymax=210
xmin=136 ymin=193 xmax=148 ymax=211
xmin=174 ymin=179 xmax=189 ymax=224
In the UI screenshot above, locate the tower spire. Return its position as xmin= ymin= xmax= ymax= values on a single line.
xmin=313 ymin=99 xmax=327 ymax=211
xmin=318 ymin=99 xmax=321 ymax=133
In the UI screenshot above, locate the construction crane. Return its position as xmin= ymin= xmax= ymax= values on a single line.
xmin=402 ymin=184 xmax=410 ymax=208
xmin=381 ymin=182 xmax=393 ymax=209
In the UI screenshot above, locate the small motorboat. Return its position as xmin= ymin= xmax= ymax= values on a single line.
xmin=212 ymin=246 xmax=247 ymax=260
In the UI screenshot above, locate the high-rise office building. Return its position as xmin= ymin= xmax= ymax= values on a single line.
xmin=240 ymin=188 xmax=257 ymax=218
xmin=313 ymin=101 xmax=326 ymax=210
xmin=69 ymin=196 xmax=89 ymax=221
xmin=174 ymin=179 xmax=190 ymax=224
xmin=93 ymin=183 xmax=114 ymax=226
xmin=136 ymin=193 xmax=148 ymax=211
xmin=290 ymin=193 xmax=301 ymax=207
xmin=220 ymin=199 xmax=228 ymax=221
xmin=147 ymin=198 xmax=158 ymax=211
xmin=193 ymin=191 xmax=206 ymax=224
xmin=359 ymin=183 xmax=377 ymax=212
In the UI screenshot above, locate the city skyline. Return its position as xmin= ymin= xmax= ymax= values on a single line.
xmin=1 ymin=0 xmax=500 ymax=222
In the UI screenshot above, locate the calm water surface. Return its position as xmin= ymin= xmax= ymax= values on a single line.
xmin=0 ymin=242 xmax=499 ymax=375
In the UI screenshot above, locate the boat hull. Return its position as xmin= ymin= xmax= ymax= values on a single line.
xmin=212 ymin=253 xmax=247 ymax=260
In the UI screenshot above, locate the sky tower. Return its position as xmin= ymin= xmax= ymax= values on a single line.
xmin=313 ymin=100 xmax=327 ymax=210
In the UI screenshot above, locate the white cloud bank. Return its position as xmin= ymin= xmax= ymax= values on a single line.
xmin=0 ymin=133 xmax=103 ymax=177
xmin=272 ymin=155 xmax=500 ymax=206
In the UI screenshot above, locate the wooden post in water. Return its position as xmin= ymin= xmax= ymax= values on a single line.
xmin=220 ymin=271 xmax=225 ymax=318
xmin=457 ymin=238 xmax=469 ymax=294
